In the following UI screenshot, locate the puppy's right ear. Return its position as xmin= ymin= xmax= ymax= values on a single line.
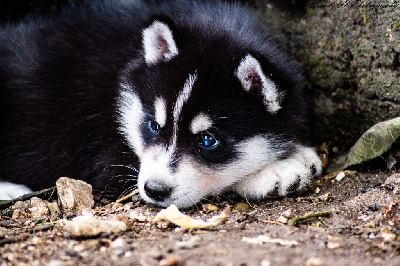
xmin=235 ymin=54 xmax=282 ymax=113
xmin=142 ymin=21 xmax=179 ymax=65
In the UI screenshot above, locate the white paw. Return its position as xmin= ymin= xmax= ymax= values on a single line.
xmin=232 ymin=146 xmax=322 ymax=199
xmin=0 ymin=182 xmax=33 ymax=200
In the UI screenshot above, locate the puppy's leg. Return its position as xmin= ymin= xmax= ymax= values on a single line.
xmin=0 ymin=182 xmax=33 ymax=200
xmin=232 ymin=146 xmax=322 ymax=199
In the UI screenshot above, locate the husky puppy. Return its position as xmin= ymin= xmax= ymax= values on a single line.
xmin=0 ymin=0 xmax=322 ymax=208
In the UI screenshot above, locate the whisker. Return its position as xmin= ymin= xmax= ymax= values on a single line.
xmin=119 ymin=185 xmax=139 ymax=198
xmin=110 ymin=164 xmax=139 ymax=173
xmin=115 ymin=174 xmax=138 ymax=179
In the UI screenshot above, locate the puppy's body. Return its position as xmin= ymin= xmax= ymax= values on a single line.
xmin=0 ymin=0 xmax=322 ymax=207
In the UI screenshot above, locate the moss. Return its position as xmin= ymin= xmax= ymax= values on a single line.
xmin=261 ymin=1 xmax=400 ymax=148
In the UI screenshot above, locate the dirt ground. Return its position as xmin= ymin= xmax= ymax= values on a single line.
xmin=1 ymin=168 xmax=400 ymax=266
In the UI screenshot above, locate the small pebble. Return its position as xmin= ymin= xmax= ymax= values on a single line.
xmin=277 ymin=216 xmax=288 ymax=224
xmin=281 ymin=209 xmax=293 ymax=219
xmin=306 ymin=257 xmax=325 ymax=266
xmin=110 ymin=238 xmax=127 ymax=250
xmin=335 ymin=172 xmax=346 ymax=182
xmin=383 ymin=184 xmax=394 ymax=191
xmin=261 ymin=259 xmax=271 ymax=266
xmin=202 ymin=204 xmax=219 ymax=213
xmin=326 ymin=242 xmax=341 ymax=249
xmin=63 ymin=215 xmax=126 ymax=238
xmin=160 ymin=257 xmax=180 ymax=266
xmin=365 ymin=183 xmax=381 ymax=192
xmin=369 ymin=204 xmax=378 ymax=212
xmin=175 ymin=236 xmax=201 ymax=249
xmin=112 ymin=202 xmax=124 ymax=210
xmin=48 ymin=202 xmax=62 ymax=217
xmin=233 ymin=203 xmax=251 ymax=212
xmin=129 ymin=210 xmax=149 ymax=222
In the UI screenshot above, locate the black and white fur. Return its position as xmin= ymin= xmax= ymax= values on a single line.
xmin=0 ymin=0 xmax=322 ymax=208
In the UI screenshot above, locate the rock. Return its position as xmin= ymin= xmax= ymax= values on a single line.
xmin=326 ymin=242 xmax=341 ymax=249
xmin=261 ymin=260 xmax=271 ymax=266
xmin=110 ymin=237 xmax=127 ymax=256
xmin=202 ymin=204 xmax=219 ymax=213
xmin=56 ymin=177 xmax=94 ymax=214
xmin=160 ymin=257 xmax=180 ymax=266
xmin=10 ymin=197 xmax=50 ymax=219
xmin=277 ymin=209 xmax=293 ymax=224
xmin=264 ymin=3 xmax=400 ymax=149
xmin=63 ymin=215 xmax=126 ymax=238
xmin=28 ymin=197 xmax=50 ymax=217
xmin=242 ymin=235 xmax=298 ymax=246
xmin=281 ymin=210 xmax=293 ymax=219
xmin=233 ymin=203 xmax=251 ymax=212
xmin=47 ymin=202 xmax=62 ymax=217
xmin=129 ymin=210 xmax=150 ymax=222
xmin=276 ymin=216 xmax=288 ymax=224
xmin=385 ymin=173 xmax=400 ymax=186
xmin=335 ymin=172 xmax=346 ymax=182
xmin=305 ymin=258 xmax=325 ymax=266
xmin=175 ymin=236 xmax=201 ymax=249
xmin=111 ymin=202 xmax=124 ymax=210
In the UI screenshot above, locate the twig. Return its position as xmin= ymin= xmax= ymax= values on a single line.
xmin=263 ymin=220 xmax=285 ymax=226
xmin=116 ymin=189 xmax=139 ymax=203
xmin=288 ymin=211 xmax=331 ymax=226
xmin=0 ymin=187 xmax=56 ymax=210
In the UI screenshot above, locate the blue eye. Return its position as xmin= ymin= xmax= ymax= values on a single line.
xmin=199 ymin=132 xmax=218 ymax=148
xmin=149 ymin=120 xmax=160 ymax=134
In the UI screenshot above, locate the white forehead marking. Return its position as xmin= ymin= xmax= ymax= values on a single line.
xmin=170 ymin=72 xmax=198 ymax=149
xmin=173 ymin=72 xmax=198 ymax=124
xmin=118 ymin=83 xmax=145 ymax=156
xmin=235 ymin=55 xmax=281 ymax=112
xmin=190 ymin=113 xmax=213 ymax=134
xmin=154 ymin=98 xmax=167 ymax=128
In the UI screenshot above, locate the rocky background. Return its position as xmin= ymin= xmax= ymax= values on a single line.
xmin=259 ymin=0 xmax=400 ymax=150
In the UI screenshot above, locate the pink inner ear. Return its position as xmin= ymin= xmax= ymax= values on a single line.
xmin=156 ymin=35 xmax=170 ymax=60
xmin=248 ymin=73 xmax=263 ymax=93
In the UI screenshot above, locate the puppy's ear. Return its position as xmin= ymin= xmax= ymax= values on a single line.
xmin=235 ymin=55 xmax=281 ymax=113
xmin=142 ymin=20 xmax=179 ymax=65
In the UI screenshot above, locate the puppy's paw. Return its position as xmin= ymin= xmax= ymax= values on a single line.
xmin=232 ymin=146 xmax=322 ymax=199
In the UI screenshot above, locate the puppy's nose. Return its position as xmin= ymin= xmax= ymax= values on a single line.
xmin=144 ymin=180 xmax=172 ymax=202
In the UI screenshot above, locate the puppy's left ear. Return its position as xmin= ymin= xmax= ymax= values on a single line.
xmin=235 ymin=55 xmax=281 ymax=113
xmin=142 ymin=20 xmax=179 ymax=65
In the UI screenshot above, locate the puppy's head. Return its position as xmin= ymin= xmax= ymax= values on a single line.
xmin=118 ymin=16 xmax=305 ymax=208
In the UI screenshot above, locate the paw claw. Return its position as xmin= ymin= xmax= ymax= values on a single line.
xmin=232 ymin=146 xmax=322 ymax=200
xmin=286 ymin=176 xmax=301 ymax=195
xmin=265 ymin=182 xmax=279 ymax=197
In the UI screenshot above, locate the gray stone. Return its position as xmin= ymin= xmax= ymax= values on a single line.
xmin=260 ymin=1 xmax=400 ymax=149
xmin=63 ymin=215 xmax=126 ymax=238
xmin=56 ymin=177 xmax=94 ymax=214
xmin=9 ymin=197 xmax=50 ymax=219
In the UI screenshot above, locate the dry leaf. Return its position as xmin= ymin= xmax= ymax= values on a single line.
xmin=155 ymin=204 xmax=229 ymax=229
xmin=329 ymin=117 xmax=400 ymax=172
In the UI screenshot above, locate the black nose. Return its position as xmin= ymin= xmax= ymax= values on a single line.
xmin=144 ymin=181 xmax=172 ymax=202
